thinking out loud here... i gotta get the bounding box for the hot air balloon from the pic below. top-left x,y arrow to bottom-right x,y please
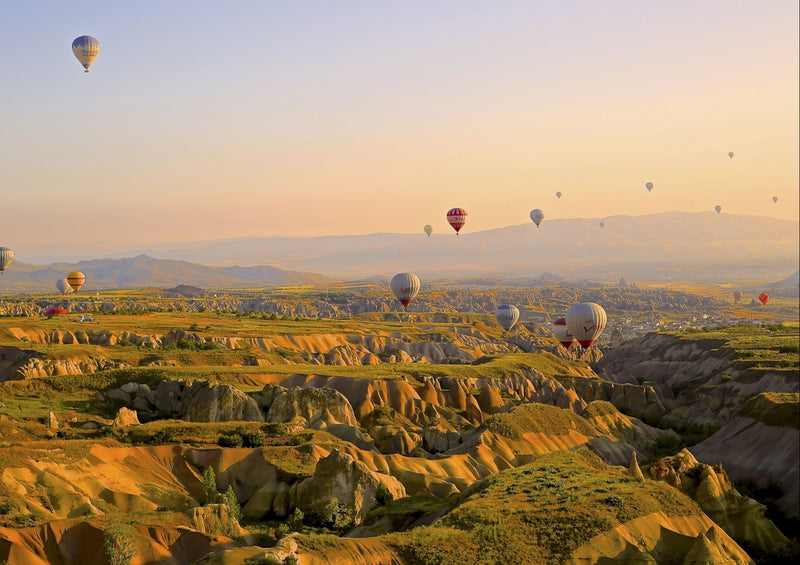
645,182 -> 653,192
66,271 -> 86,292
758,292 -> 769,306
715,205 -> 722,214
530,209 -> 545,228
728,152 -> 734,159
390,273 -> 420,310
551,317 -> 575,349
72,35 -> 101,72
599,221 -> 605,229
45,307 -> 68,317
56,278 -> 73,294
0,247 -> 13,274
495,305 -> 519,331
446,208 -> 467,234
555,192 -> 562,199
732,290 -> 743,304
566,302 -> 607,348
772,196 -> 778,204
424,225 -> 433,237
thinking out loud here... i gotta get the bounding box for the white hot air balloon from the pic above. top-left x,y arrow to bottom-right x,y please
551,317 -> 575,349
530,209 -> 545,228
72,35 -> 101,72
645,182 -> 653,192
715,205 -> 722,214
56,278 -> 73,294
390,273 -> 420,311
424,225 -> 433,237
566,302 -> 607,348
0,247 -> 13,274
495,304 -> 519,331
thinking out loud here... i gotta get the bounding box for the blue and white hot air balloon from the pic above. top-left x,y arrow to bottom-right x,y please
72,35 -> 101,72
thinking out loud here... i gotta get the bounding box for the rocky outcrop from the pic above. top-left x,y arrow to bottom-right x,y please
255,385 -> 358,428
647,449 -> 790,557
112,407 -> 140,427
292,449 -> 406,526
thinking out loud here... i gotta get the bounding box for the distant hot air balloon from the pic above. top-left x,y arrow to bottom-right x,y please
772,196 -> 778,204
530,209 -> 545,228
0,247 -> 13,274
56,278 -> 73,294
45,307 -> 68,317
758,292 -> 769,306
390,273 -> 420,310
66,271 -> 86,292
715,205 -> 722,214
446,208 -> 467,234
551,317 -> 575,349
72,35 -> 101,72
424,225 -> 433,237
732,290 -> 743,304
495,304 -> 520,331
728,152 -> 734,159
566,302 -> 607,348
645,182 -> 653,192
555,192 -> 562,199
599,221 -> 605,229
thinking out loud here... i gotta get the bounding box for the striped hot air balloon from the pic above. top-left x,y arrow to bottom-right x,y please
0,247 -> 13,274
495,304 -> 519,331
446,208 -> 467,234
66,271 -> 86,292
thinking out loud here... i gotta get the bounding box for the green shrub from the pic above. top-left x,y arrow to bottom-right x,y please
103,516 -> 137,565
218,434 -> 243,448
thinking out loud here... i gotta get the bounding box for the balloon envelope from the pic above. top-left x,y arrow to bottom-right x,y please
599,221 -> 605,229
45,307 -> 68,316
772,196 -> 778,203
56,278 -> 73,294
645,182 -> 653,192
552,317 -> 575,349
555,191 -> 562,199
728,152 -> 734,159
758,292 -> 769,305
72,35 -> 100,72
495,304 -> 520,331
529,209 -> 544,227
390,273 -> 420,310
732,290 -> 743,304
424,225 -> 433,237
446,208 -> 467,234
715,205 -> 722,214
566,302 -> 607,348
66,271 -> 86,292
0,247 -> 13,273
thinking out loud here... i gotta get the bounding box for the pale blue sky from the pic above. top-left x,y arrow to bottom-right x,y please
1,1 -> 797,259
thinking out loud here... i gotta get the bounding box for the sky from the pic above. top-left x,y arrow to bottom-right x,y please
1,0 -> 798,261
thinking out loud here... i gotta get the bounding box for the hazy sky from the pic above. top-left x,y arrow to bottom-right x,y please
2,0 -> 798,258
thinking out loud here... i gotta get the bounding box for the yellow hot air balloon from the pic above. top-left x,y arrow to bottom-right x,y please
72,35 -> 101,72
66,271 -> 86,292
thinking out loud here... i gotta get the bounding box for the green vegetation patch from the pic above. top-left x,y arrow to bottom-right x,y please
738,392 -> 800,429
483,403 -> 598,440
581,400 -> 619,419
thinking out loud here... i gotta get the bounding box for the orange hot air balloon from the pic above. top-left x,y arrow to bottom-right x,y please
758,292 -> 769,305
446,208 -> 467,234
66,271 -> 86,292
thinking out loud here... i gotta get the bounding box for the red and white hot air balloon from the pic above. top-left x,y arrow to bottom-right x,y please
390,273 -> 420,310
551,317 -> 575,349
566,302 -> 607,348
446,208 -> 467,234
758,292 -> 769,306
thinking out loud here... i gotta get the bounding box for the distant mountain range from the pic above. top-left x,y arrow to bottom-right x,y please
2,212 -> 797,291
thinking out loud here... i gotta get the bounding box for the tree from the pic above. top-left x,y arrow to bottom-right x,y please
223,485 -> 242,538
202,466 -> 217,504
103,515 -> 137,565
